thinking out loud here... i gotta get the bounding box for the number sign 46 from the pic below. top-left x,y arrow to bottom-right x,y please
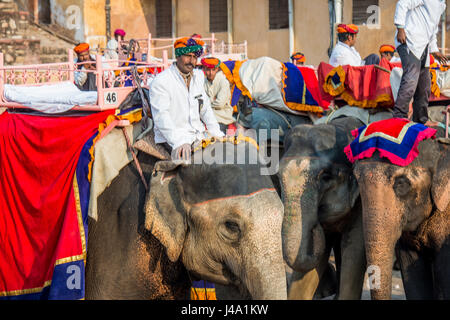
104,92 -> 118,105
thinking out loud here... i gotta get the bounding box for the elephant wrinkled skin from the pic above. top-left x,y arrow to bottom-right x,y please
354,131 -> 450,300
279,116 -> 366,299
86,141 -> 287,300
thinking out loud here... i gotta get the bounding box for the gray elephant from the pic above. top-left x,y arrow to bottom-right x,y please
279,116 -> 367,299
86,139 -> 287,299
353,128 -> 450,300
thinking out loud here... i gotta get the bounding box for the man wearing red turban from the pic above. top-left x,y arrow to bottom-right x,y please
114,29 -> 126,41
201,57 -> 235,133
329,24 -> 363,67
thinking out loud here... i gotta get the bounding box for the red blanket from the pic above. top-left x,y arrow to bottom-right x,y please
319,58 -> 396,109
0,110 -> 114,299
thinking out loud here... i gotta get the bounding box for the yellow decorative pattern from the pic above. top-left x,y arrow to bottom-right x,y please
280,63 -> 324,114
190,288 -> 216,300
339,91 -> 393,109
322,66 -> 346,96
192,133 -> 259,154
323,65 -> 393,109
232,60 -> 252,100
87,108 -> 143,182
220,62 -> 235,85
430,68 -> 440,98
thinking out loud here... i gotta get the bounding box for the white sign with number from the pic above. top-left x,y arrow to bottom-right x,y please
104,91 -> 118,105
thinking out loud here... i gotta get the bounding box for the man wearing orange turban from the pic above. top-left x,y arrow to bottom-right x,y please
379,44 -> 401,62
290,52 -> 306,66
201,57 -> 235,133
329,24 -> 363,67
73,43 -> 97,91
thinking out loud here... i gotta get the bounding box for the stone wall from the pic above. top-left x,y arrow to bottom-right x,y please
0,0 -> 74,65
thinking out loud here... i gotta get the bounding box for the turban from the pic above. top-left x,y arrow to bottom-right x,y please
291,52 -> 306,63
201,57 -> 221,69
74,43 -> 90,54
174,37 -> 205,58
337,24 -> 359,34
379,44 -> 395,54
114,29 -> 126,37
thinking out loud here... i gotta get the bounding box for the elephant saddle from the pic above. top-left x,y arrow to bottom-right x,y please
344,118 -> 437,166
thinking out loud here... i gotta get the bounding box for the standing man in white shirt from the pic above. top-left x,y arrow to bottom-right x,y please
150,37 -> 224,160
329,24 -> 363,67
393,0 -> 447,124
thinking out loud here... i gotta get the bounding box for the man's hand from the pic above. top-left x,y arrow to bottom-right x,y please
173,143 -> 191,161
397,28 -> 407,45
82,62 -> 96,70
432,51 -> 448,66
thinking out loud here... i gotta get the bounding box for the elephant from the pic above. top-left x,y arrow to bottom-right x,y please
85,138 -> 287,299
279,116 -> 367,299
353,128 -> 450,300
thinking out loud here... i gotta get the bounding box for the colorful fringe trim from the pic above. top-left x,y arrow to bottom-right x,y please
87,107 -> 143,182
344,118 -> 437,167
322,65 -> 394,109
281,63 -> 324,114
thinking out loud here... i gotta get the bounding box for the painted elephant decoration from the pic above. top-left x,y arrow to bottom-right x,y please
279,116 -> 367,299
354,129 -> 450,299
86,139 -> 287,299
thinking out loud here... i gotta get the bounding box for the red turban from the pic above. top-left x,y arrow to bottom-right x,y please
379,44 -> 395,54
201,57 -> 221,69
337,24 -> 359,34
74,43 -> 90,54
114,29 -> 126,37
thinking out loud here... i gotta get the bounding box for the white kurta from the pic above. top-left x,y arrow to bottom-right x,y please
150,63 -> 224,149
329,41 -> 363,67
394,0 -> 446,66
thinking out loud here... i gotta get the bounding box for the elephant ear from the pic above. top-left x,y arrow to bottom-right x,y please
144,160 -> 189,262
431,145 -> 450,212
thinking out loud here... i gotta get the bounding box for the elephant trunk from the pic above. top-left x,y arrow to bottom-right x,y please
240,211 -> 287,300
358,169 -> 403,300
280,158 -> 326,273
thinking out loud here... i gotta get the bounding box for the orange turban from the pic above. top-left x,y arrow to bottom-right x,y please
337,24 -> 358,34
379,44 -> 395,54
74,43 -> 90,54
291,52 -> 306,63
201,57 -> 221,69
174,37 -> 205,57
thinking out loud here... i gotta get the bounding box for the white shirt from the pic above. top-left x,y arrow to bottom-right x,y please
150,63 -> 224,149
329,41 -> 363,67
394,0 -> 446,66
204,71 -> 235,125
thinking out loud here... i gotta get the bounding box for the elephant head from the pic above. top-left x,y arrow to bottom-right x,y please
279,118 -> 361,273
354,138 -> 450,300
144,141 -> 287,299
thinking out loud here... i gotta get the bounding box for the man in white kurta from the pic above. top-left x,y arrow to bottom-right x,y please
201,57 -> 235,133
150,37 -> 224,160
329,24 -> 363,67
392,0 -> 447,124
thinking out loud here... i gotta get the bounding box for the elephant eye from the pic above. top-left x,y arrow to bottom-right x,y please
394,175 -> 411,198
225,221 -> 240,234
219,220 -> 242,242
319,170 -> 333,183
